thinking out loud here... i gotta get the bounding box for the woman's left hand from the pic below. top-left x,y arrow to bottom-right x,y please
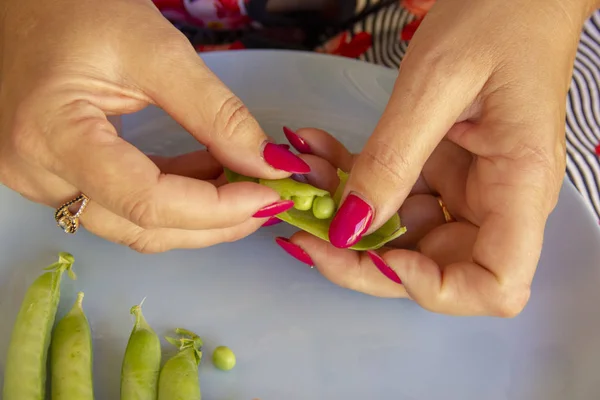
273,0 -> 599,318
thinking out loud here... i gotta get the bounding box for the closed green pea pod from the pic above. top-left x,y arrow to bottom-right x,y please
3,252 -> 76,400
224,168 -> 407,250
121,300 -> 161,400
158,328 -> 203,400
50,291 -> 94,400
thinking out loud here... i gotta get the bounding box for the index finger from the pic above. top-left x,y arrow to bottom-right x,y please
44,104 -> 282,230
326,53 -> 489,248
137,35 -> 310,179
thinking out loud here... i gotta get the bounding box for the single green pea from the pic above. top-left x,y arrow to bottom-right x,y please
120,300 -> 161,400
50,291 -> 94,400
292,195 -> 314,211
3,252 -> 76,400
212,346 -> 236,371
312,196 -> 336,219
158,328 -> 203,400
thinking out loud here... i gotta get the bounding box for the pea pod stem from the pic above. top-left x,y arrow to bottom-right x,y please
44,252 -> 77,280
164,328 -> 203,364
3,252 -> 76,400
158,328 -> 203,400
121,299 -> 161,400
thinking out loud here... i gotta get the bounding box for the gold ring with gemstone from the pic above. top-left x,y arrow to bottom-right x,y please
54,194 -> 90,234
437,196 -> 455,223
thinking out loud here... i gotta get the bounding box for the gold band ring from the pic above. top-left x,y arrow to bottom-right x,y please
54,194 -> 90,234
437,196 -> 455,223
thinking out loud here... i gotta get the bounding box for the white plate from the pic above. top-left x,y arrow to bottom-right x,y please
1,50 -> 600,400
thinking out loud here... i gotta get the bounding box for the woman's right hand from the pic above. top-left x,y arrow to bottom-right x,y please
0,0 -> 310,252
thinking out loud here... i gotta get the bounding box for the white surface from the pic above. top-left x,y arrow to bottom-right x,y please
1,50 -> 600,400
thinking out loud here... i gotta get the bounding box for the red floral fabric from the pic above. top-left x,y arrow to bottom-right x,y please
316,31 -> 373,59
153,0 -> 252,30
400,0 -> 436,17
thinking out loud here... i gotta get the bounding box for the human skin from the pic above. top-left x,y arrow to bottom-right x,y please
1,0 -> 599,317
277,0 -> 600,317
0,0 -> 311,253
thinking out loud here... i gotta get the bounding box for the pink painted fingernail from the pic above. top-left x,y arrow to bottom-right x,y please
367,250 -> 402,284
283,126 -> 312,154
328,193 -> 373,248
275,237 -> 314,266
263,142 -> 311,174
262,217 -> 283,227
279,143 -> 291,150
253,200 -> 294,218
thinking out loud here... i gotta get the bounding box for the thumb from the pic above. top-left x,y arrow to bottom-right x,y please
328,54 -> 483,249
137,34 -> 310,178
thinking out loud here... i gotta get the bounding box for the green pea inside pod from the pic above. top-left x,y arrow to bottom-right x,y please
224,168 -> 406,250
291,195 -> 314,211
312,196 -> 336,220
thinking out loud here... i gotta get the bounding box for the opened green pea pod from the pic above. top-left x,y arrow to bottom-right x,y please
225,168 -> 406,250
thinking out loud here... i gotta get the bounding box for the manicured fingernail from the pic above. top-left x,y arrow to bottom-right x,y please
366,250 -> 402,284
253,200 -> 294,218
275,237 -> 314,266
328,193 -> 373,248
263,142 -> 311,173
283,126 -> 312,154
278,144 -> 291,150
261,217 -> 282,227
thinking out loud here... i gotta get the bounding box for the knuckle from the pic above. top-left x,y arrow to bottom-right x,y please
157,30 -> 195,56
491,284 -> 531,318
404,42 -> 480,86
151,31 -> 197,73
511,137 -> 563,213
124,195 -> 161,229
127,233 -> 165,254
68,116 -> 117,146
336,261 -> 371,293
220,223 -> 259,244
149,29 -> 197,77
212,95 -> 254,142
408,46 -> 450,72
361,143 -> 413,188
416,287 -> 449,315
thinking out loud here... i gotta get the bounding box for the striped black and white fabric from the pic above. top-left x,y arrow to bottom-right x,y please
350,1 -> 600,220
566,11 -> 600,220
